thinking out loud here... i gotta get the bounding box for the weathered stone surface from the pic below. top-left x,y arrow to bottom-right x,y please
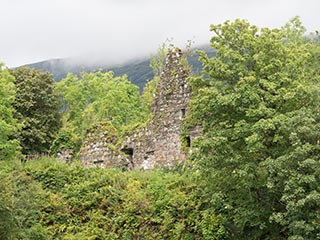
56,149 -> 73,163
80,48 -> 198,169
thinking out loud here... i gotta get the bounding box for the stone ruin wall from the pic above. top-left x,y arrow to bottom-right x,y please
79,124 -> 132,169
80,48 -> 197,169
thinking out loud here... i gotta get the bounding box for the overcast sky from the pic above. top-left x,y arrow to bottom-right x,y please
1,0 -> 319,67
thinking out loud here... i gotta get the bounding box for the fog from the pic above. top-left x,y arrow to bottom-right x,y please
1,0 -> 319,67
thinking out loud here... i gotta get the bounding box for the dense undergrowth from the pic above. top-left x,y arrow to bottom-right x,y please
0,158 -> 228,239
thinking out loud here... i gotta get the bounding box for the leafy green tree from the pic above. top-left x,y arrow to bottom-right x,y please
56,71 -> 147,139
10,67 -> 61,155
0,64 -> 20,160
189,18 -> 320,239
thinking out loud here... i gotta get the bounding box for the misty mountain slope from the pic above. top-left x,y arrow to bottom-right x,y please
21,46 -> 216,91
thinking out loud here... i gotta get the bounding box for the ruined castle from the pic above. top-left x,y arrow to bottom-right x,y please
79,48 -> 198,169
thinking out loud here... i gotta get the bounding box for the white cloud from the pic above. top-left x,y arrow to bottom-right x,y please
0,0 -> 319,67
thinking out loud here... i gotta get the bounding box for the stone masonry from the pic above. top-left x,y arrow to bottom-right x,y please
80,48 -> 197,169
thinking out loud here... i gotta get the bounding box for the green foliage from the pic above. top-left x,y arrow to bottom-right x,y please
150,41 -> 170,77
0,161 -> 15,238
0,159 -> 228,239
141,41 -> 169,109
142,41 -> 193,109
0,160 -> 51,239
141,76 -> 160,109
10,67 -> 61,155
189,18 -> 320,239
0,64 -> 21,160
50,128 -> 80,156
56,71 -> 148,140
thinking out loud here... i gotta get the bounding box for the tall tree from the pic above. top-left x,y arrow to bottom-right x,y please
10,67 -> 61,155
56,71 -> 147,139
0,64 -> 20,160
188,18 -> 320,239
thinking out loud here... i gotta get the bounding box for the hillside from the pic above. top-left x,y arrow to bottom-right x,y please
21,46 -> 215,91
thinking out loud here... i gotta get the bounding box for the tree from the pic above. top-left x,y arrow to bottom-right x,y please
188,18 -> 320,239
10,67 -> 61,155
56,70 -> 147,139
0,64 -> 20,160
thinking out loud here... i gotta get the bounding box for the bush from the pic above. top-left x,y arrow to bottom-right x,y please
0,159 -> 228,239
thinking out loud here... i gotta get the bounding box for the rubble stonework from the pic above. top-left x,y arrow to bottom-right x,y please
80,123 -> 131,169
80,48 -> 196,169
